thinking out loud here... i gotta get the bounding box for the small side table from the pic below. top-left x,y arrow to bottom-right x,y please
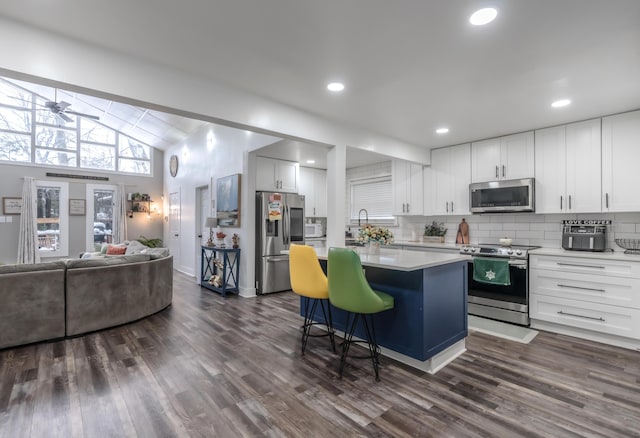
200,246 -> 240,297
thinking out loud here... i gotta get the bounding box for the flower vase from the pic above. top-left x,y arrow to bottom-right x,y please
368,241 -> 381,255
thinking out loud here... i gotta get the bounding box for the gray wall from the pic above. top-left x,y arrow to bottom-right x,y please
0,148 -> 164,264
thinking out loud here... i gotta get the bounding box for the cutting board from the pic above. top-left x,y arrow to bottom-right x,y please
456,218 -> 469,244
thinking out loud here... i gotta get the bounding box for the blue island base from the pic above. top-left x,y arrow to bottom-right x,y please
303,260 -> 468,373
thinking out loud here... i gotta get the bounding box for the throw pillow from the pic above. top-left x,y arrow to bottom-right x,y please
106,245 -> 127,255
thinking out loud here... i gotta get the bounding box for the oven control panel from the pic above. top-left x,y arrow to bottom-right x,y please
460,245 -> 528,259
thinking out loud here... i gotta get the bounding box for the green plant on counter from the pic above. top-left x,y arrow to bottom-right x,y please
136,235 -> 163,248
424,221 -> 447,236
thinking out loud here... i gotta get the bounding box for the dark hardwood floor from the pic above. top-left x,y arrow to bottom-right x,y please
1,270 -> 639,437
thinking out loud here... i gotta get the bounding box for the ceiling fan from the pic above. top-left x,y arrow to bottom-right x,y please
43,89 -> 100,123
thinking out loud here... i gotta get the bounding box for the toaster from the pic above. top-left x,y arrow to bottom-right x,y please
562,224 -> 606,251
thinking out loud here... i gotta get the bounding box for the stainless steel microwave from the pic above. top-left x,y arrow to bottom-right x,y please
469,178 -> 535,213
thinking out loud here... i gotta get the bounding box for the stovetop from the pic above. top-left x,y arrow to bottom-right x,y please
460,243 -> 540,259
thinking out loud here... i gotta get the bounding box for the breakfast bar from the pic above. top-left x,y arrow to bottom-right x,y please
305,247 -> 470,373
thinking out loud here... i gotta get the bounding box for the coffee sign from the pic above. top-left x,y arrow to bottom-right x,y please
561,219 -> 612,225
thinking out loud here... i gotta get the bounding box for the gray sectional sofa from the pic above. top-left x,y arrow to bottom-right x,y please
0,254 -> 173,350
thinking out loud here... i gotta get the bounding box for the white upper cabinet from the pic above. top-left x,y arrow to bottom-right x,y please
298,167 -> 327,217
426,144 -> 471,215
602,110 -> 640,212
471,131 -> 534,182
256,157 -> 299,193
392,160 -> 423,215
535,119 -> 601,213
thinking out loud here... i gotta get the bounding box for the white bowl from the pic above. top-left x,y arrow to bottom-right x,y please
499,238 -> 512,246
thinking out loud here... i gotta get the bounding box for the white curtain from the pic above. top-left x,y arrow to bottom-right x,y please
17,177 -> 40,264
112,184 -> 127,243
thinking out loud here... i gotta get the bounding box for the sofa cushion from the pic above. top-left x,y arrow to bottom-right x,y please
125,240 -> 149,255
65,253 -> 151,269
140,247 -> 170,259
0,260 -> 67,275
106,244 -> 127,255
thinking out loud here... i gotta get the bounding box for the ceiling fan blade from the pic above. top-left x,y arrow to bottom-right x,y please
57,101 -> 72,111
58,113 -> 73,123
66,110 -> 100,121
44,101 -> 57,109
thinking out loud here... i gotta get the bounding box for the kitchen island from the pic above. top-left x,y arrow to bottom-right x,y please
305,246 -> 470,373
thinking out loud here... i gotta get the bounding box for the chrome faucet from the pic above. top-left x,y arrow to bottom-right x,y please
358,208 -> 369,227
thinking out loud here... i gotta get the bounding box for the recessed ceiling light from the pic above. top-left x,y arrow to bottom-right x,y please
327,82 -> 345,92
306,159 -> 316,164
436,127 -> 449,134
469,8 -> 498,26
551,99 -> 571,108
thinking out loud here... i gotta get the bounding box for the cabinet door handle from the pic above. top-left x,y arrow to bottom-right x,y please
403,203 -> 406,213
569,195 -> 572,210
502,165 -> 505,178
557,310 -> 605,322
605,192 -> 609,209
495,166 -> 499,178
557,262 -> 605,269
446,202 -> 449,213
451,201 -> 454,212
313,207 -> 316,216
560,196 -> 563,210
557,284 -> 606,293
407,203 -> 410,213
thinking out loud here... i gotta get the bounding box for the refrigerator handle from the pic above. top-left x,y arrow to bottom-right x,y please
283,204 -> 289,245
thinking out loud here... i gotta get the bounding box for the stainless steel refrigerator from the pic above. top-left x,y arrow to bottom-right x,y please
255,191 -> 305,294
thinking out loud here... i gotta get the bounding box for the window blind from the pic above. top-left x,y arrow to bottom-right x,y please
350,176 -> 393,221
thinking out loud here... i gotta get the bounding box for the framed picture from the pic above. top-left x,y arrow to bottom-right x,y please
69,199 -> 86,216
216,173 -> 241,227
2,197 -> 22,215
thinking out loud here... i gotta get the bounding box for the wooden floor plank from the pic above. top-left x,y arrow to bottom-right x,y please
1,270 -> 639,437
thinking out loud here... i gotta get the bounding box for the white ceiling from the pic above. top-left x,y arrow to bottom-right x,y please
1,1 -> 639,151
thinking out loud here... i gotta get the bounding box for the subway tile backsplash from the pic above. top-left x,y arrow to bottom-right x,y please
399,212 -> 640,252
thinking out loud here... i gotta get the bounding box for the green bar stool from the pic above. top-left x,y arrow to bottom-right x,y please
289,244 -> 336,355
327,247 -> 394,381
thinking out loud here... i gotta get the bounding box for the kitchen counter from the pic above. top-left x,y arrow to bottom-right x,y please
530,247 -> 640,262
314,246 -> 469,271
305,245 -> 468,373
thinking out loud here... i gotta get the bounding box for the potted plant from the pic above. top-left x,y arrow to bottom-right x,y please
424,221 -> 447,243
358,224 -> 394,255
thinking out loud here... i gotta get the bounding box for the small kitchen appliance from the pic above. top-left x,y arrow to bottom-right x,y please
562,223 -> 607,252
305,223 -> 323,238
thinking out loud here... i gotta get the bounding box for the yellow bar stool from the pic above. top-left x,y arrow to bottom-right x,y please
289,244 -> 336,354
328,247 -> 394,381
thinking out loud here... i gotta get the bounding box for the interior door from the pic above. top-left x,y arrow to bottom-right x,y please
169,191 -> 181,268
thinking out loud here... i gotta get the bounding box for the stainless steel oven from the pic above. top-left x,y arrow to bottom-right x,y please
461,244 -> 539,326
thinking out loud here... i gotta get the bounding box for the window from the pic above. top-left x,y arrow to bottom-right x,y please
349,176 -> 394,224
86,184 -> 115,251
37,181 -> 69,257
0,79 -> 153,175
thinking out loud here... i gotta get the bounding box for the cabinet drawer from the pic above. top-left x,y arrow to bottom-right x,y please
530,294 -> 640,339
530,255 -> 640,278
531,269 -> 640,309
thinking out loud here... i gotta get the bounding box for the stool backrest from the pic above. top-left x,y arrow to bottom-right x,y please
289,244 -> 328,298
328,247 -> 384,313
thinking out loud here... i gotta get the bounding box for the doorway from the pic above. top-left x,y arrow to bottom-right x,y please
169,190 -> 181,269
195,185 -> 211,284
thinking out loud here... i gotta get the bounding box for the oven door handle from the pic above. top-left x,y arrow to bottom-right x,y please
470,258 -> 528,268
508,260 -> 528,268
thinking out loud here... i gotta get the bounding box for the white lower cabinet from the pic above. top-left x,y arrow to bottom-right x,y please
530,294 -> 640,340
530,254 -> 640,344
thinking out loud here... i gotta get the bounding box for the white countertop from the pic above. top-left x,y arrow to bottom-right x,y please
313,246 -> 470,271
391,240 -> 463,251
529,247 -> 640,262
